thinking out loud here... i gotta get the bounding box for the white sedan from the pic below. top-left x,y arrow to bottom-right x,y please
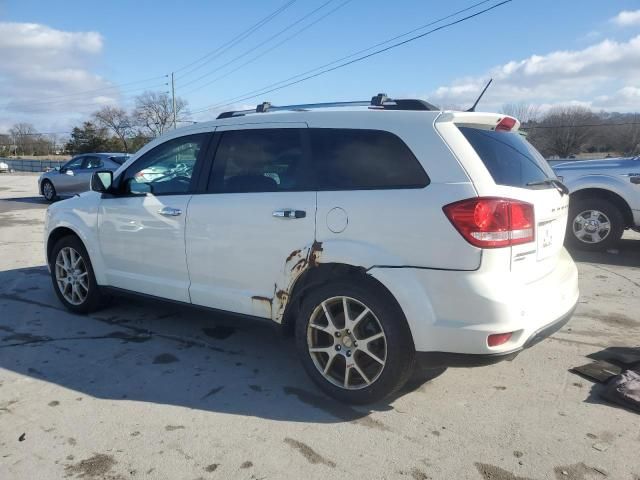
0,161 -> 9,173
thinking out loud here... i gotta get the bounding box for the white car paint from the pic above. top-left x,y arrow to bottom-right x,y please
45,106 -> 579,358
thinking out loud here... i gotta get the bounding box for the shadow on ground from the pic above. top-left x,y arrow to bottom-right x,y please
0,265 -> 440,427
0,196 -> 50,212
568,237 -> 640,268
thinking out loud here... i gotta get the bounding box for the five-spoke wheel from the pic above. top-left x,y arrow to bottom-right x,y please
296,280 -> 414,404
54,246 -> 89,305
307,296 -> 387,390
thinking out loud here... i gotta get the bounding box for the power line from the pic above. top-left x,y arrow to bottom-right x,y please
175,0 -> 298,79
6,83 -> 169,112
191,0 -> 504,115
3,75 -> 168,108
182,0 -> 353,96
179,0 -> 339,91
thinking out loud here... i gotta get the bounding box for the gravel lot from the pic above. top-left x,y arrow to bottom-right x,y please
1,173 -> 639,480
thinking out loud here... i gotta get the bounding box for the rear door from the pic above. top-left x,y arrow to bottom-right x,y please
455,123 -> 569,281
186,123 -> 316,319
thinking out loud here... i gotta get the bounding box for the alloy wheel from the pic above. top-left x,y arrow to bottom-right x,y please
572,209 -> 611,244
307,296 -> 387,390
43,181 -> 54,200
55,247 -> 89,305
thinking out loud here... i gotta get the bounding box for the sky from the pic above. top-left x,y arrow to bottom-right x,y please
1,0 -> 639,136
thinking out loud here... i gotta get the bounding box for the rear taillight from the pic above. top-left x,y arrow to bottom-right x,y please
443,197 -> 535,248
495,117 -> 516,131
488,332 -> 513,347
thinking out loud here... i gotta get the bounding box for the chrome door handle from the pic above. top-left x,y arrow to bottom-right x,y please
158,206 -> 182,216
273,209 -> 306,219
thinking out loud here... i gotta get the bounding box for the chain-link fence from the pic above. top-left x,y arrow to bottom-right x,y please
0,157 -> 66,173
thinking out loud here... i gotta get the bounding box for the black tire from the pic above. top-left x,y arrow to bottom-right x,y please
295,278 -> 415,404
42,180 -> 57,202
49,235 -> 107,313
567,197 -> 624,251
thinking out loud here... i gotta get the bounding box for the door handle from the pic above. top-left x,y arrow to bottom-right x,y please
158,206 -> 182,216
273,209 -> 306,219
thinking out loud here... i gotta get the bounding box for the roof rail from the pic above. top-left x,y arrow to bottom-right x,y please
216,93 -> 439,119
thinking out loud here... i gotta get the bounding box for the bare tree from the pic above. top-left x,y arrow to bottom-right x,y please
501,102 -> 540,124
529,106 -> 598,158
133,91 -> 188,137
94,106 -> 134,152
9,122 -> 38,155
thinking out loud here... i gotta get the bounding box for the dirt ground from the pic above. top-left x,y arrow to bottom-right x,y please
1,173 -> 639,480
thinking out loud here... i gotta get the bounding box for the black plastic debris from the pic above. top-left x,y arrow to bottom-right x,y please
600,370 -> 640,413
571,360 -> 622,383
18,433 -> 25,442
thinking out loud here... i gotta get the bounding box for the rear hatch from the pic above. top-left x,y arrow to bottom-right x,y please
437,112 -> 569,282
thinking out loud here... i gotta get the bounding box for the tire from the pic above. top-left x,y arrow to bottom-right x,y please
295,278 -> 415,404
567,197 -> 624,251
49,235 -> 107,313
42,180 -> 57,202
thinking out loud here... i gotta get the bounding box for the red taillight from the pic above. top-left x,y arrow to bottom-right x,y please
443,197 -> 535,248
488,332 -> 513,347
496,117 -> 517,131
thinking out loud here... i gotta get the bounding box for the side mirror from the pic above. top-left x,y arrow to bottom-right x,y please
91,171 -> 113,193
59,167 -> 66,173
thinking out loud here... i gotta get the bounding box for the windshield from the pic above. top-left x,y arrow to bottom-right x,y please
459,127 -> 556,188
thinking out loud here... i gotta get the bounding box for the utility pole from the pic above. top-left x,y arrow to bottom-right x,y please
171,72 -> 177,129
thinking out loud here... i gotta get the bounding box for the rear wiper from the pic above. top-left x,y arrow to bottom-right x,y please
526,178 -> 569,196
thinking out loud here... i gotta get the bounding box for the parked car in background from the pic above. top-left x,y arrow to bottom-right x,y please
0,161 -> 9,173
552,156 -> 640,250
44,97 -> 578,403
38,153 -> 129,201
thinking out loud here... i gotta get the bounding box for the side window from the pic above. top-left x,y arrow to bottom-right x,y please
211,129 -> 307,193
310,129 -> 429,190
83,156 -> 103,169
124,134 -> 206,195
63,156 -> 84,171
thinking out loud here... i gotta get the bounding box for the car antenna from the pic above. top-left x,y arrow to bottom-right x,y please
466,78 -> 493,112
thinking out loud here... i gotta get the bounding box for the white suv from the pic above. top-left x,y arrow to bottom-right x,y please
44,96 -> 579,404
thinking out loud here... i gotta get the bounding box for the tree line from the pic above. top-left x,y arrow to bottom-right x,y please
502,104 -> 640,158
0,90 -> 188,156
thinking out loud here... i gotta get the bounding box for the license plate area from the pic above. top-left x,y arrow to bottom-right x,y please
537,219 -> 560,260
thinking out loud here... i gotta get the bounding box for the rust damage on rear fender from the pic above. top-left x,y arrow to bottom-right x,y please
272,241 -> 323,323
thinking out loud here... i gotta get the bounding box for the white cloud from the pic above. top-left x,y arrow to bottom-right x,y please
427,35 -> 640,113
0,22 -> 120,132
611,10 -> 640,27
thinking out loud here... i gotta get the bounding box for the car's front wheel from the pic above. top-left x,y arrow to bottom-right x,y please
295,279 -> 415,404
50,235 -> 106,313
42,180 -> 56,202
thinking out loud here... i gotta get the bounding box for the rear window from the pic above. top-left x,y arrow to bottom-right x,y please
310,128 -> 429,190
459,127 -> 555,188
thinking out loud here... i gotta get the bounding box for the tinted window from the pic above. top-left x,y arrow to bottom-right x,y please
212,129 -> 306,193
459,127 -> 555,188
111,156 -> 129,165
311,129 -> 428,190
125,134 -> 206,195
83,156 -> 103,169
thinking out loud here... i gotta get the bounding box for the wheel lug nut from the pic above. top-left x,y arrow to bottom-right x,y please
335,332 -> 341,337
346,350 -> 351,357
335,345 -> 341,351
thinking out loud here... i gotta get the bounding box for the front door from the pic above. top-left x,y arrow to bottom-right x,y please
98,134 -> 210,302
186,124 -> 316,319
55,156 -> 86,195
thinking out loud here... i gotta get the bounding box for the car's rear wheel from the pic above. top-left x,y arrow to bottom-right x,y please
50,235 -> 106,313
295,279 -> 414,404
567,197 -> 624,250
42,180 -> 56,202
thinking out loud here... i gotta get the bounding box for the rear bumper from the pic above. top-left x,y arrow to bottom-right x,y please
414,302 -> 576,368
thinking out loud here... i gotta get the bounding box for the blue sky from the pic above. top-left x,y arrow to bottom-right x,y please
1,0 -> 639,132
